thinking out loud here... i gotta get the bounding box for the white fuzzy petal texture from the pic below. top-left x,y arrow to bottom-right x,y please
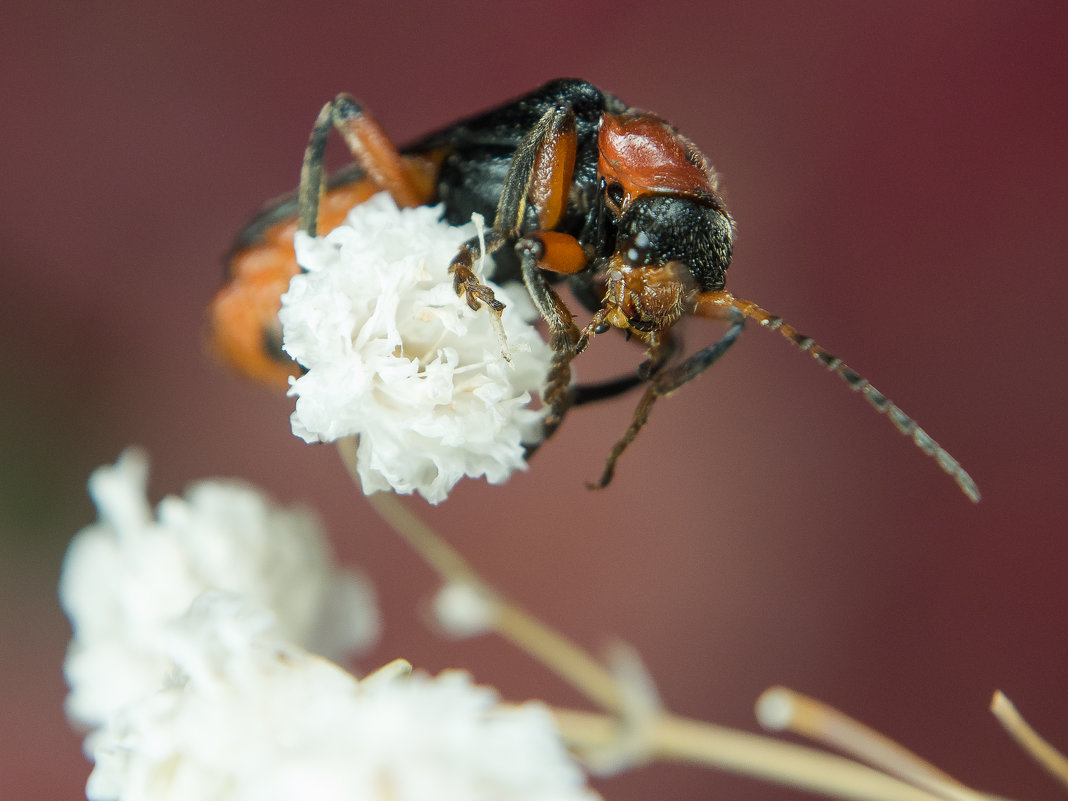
60,449 -> 378,731
280,194 -> 552,504
85,594 -> 599,801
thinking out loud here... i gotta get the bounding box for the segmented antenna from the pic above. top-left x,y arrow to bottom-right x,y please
730,296 -> 980,503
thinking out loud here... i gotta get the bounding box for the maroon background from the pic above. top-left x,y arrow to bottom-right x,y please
3,2 -> 1067,799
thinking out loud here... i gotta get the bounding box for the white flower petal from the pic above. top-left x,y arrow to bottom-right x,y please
85,595 -> 598,801
280,193 -> 553,504
60,450 -> 378,730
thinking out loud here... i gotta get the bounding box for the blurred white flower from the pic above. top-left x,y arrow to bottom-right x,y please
280,193 -> 553,504
60,449 -> 378,730
85,593 -> 599,801
431,580 -> 497,639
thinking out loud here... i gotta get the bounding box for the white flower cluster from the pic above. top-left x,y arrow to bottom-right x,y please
62,452 -> 599,801
87,597 -> 597,801
280,193 -> 553,504
60,449 -> 378,730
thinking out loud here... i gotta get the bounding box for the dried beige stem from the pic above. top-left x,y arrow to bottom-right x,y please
991,691 -> 1068,792
756,687 -> 989,801
364,489 -> 623,714
359,482 -> 1017,801
554,707 -> 956,801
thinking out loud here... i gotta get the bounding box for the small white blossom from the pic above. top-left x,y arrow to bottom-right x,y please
431,580 -> 497,639
280,193 -> 553,504
60,449 -> 378,730
86,594 -> 599,801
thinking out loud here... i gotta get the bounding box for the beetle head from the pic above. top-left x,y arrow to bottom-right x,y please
593,194 -> 733,334
595,112 -> 735,333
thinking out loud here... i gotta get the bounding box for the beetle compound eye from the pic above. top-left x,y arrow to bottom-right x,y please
621,231 -> 653,266
617,195 -> 732,289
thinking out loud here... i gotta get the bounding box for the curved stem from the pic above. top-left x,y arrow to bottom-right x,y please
553,707 -> 960,801
991,691 -> 1068,792
757,687 -> 990,801
365,490 -> 622,714
359,483 -> 1016,801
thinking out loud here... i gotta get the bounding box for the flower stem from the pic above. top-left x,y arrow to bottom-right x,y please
554,707 -> 963,801
362,486 -> 1017,801
756,687 -> 990,801
365,490 -> 623,714
991,691 -> 1068,792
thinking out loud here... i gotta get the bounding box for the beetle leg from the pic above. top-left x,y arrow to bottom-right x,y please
516,232 -> 587,345
590,316 -> 745,489
449,231 -> 508,313
449,104 -> 579,315
514,232 -> 586,442
298,94 -> 424,236
496,106 -> 578,234
514,230 -> 643,415
571,374 -> 645,405
569,322 -> 680,409
636,329 -> 681,380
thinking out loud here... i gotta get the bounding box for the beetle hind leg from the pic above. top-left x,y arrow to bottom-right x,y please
298,93 -> 427,236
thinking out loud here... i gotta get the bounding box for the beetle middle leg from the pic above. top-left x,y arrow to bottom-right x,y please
449,103 -> 579,318
448,103 -> 586,443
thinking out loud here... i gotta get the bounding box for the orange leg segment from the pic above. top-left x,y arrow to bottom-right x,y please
515,232 -> 586,444
298,94 -> 430,236
449,104 -> 581,318
494,105 -> 578,236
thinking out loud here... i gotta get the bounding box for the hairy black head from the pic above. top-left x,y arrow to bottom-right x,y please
616,195 -> 734,291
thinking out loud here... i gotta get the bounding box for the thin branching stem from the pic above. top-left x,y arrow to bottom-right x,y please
554,707 -> 961,801
991,691 -> 1068,792
756,687 -> 994,801
365,490 -> 623,714
361,484 -> 1021,801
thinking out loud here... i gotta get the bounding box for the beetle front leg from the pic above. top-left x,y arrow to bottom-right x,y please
591,316 -> 745,489
517,231 -> 665,428
515,232 -> 586,441
636,329 -> 681,380
516,232 -> 586,350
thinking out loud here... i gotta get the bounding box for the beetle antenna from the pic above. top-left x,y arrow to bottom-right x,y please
729,295 -> 980,503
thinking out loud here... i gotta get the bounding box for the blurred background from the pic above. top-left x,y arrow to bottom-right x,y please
3,1 -> 1067,799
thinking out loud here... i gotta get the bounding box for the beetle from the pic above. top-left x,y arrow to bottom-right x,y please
208,79 -> 979,501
